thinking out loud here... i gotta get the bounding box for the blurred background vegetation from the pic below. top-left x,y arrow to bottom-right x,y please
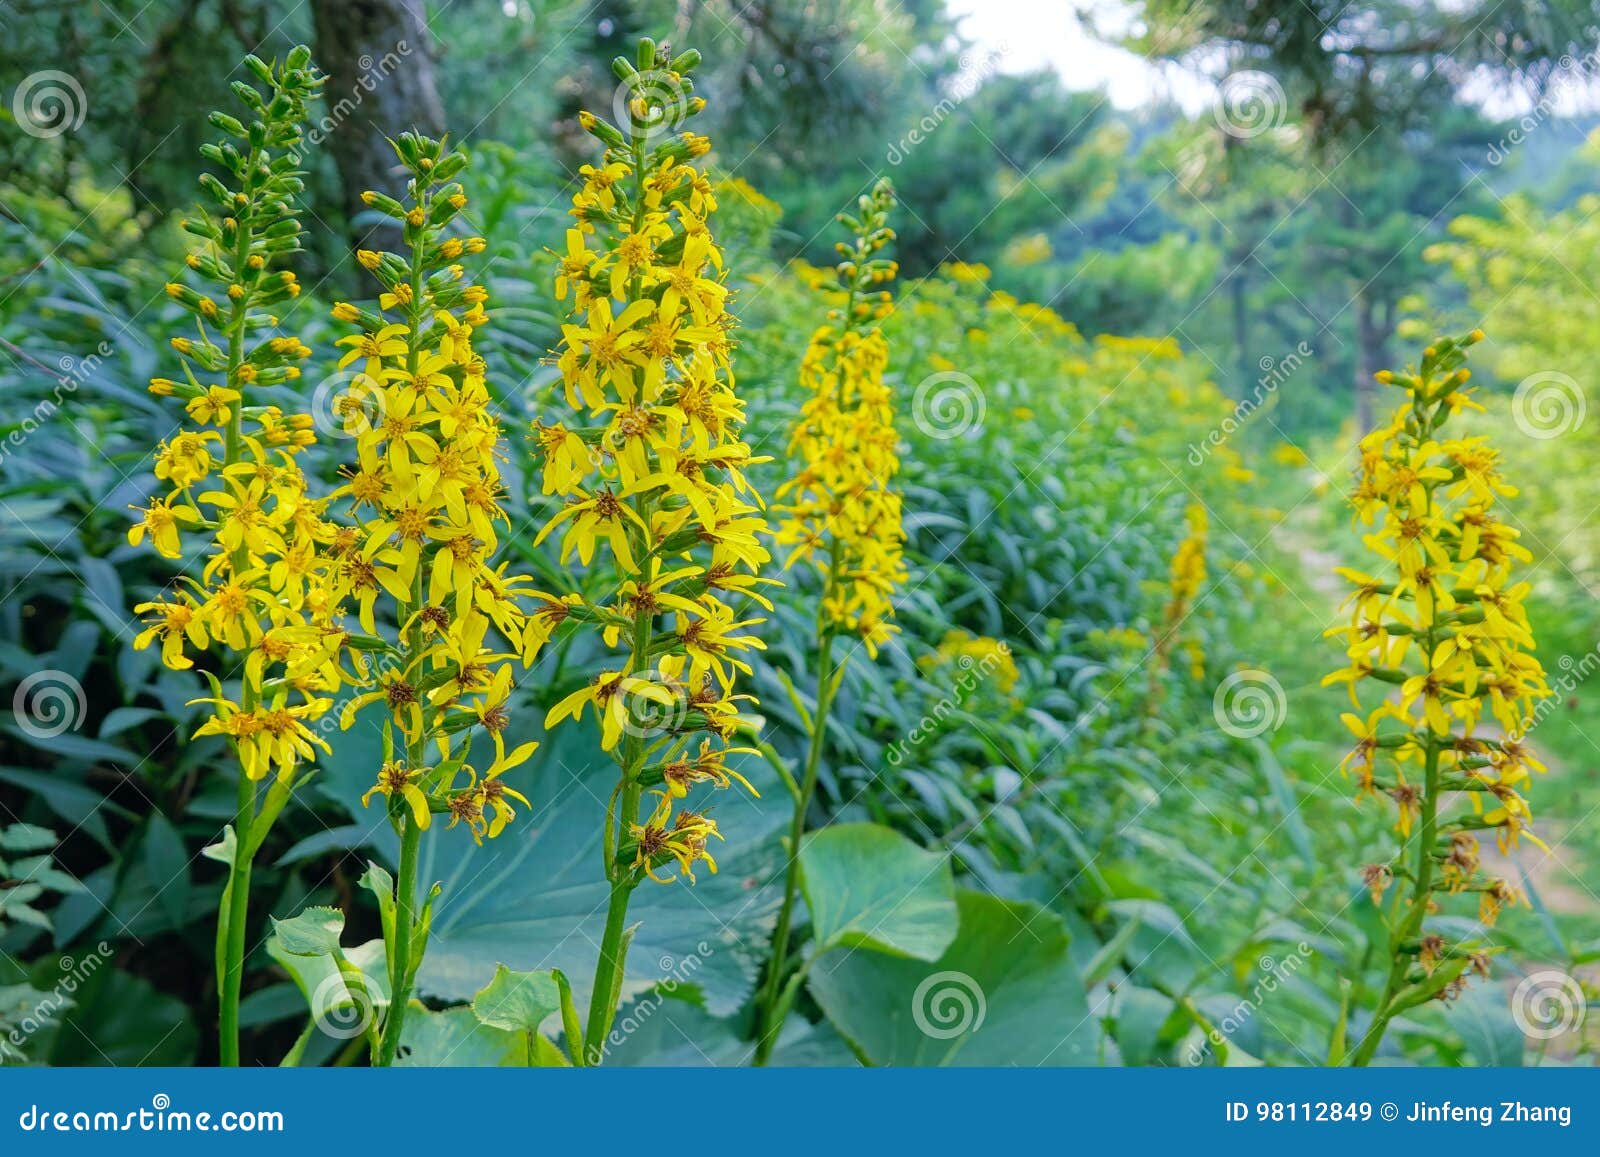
4,0 -> 1600,1067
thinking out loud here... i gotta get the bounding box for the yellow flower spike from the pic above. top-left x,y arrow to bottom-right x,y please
538,38 -> 775,1062
1337,332 -> 1554,1068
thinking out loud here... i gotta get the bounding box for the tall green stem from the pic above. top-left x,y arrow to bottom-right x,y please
754,570 -> 840,1065
372,216 -> 433,1067
583,870 -> 636,1063
218,773 -> 255,1066
216,165 -> 260,1067
378,804 -> 422,1065
1349,734 -> 1440,1065
578,125 -> 660,1067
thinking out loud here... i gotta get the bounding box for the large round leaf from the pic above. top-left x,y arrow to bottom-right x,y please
417,724 -> 788,1018
799,822 -> 958,960
807,890 -> 1099,1065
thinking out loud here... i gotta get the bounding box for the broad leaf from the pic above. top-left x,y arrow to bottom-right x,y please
808,890 -> 1098,1065
398,1006 -> 568,1067
416,725 -> 788,1017
472,965 -> 563,1035
799,823 -> 958,960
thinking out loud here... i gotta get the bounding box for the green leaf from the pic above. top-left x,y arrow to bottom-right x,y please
1448,982 -> 1526,1066
266,921 -> 388,1038
417,726 -> 788,1018
271,906 -> 348,958
397,1006 -> 573,1067
0,824 -> 58,853
808,890 -> 1098,1065
472,965 -> 563,1035
142,813 -> 189,928
398,1006 -> 522,1067
799,823 -> 958,960
1110,985 -> 1175,1066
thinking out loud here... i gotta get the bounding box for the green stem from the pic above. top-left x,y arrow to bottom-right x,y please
373,187 -> 434,1068
215,141 -> 261,1068
377,807 -> 422,1065
1350,691 -> 1441,1063
577,122 -> 659,1068
581,581 -> 653,1062
583,873 -> 636,1064
754,612 -> 839,1065
218,772 -> 256,1066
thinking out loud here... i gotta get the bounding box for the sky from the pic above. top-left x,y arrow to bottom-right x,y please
942,0 -> 1215,112
942,0 -> 1600,122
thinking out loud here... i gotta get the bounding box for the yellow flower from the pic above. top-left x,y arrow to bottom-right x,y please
1328,331 -> 1550,1010
362,760 -> 433,828
774,180 -> 906,648
629,791 -> 722,883
535,57 -> 774,888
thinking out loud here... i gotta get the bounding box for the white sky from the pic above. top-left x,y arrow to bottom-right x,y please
942,0 -> 1214,111
942,0 -> 1600,119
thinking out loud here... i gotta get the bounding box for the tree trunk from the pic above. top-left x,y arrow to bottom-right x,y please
311,0 -> 446,249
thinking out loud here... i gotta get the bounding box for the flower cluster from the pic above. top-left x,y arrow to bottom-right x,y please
1327,331 -> 1550,1013
129,49 -> 342,785
920,630 -> 1019,694
533,39 -> 772,885
1156,502 -> 1209,681
330,133 -> 536,846
775,179 -> 905,657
